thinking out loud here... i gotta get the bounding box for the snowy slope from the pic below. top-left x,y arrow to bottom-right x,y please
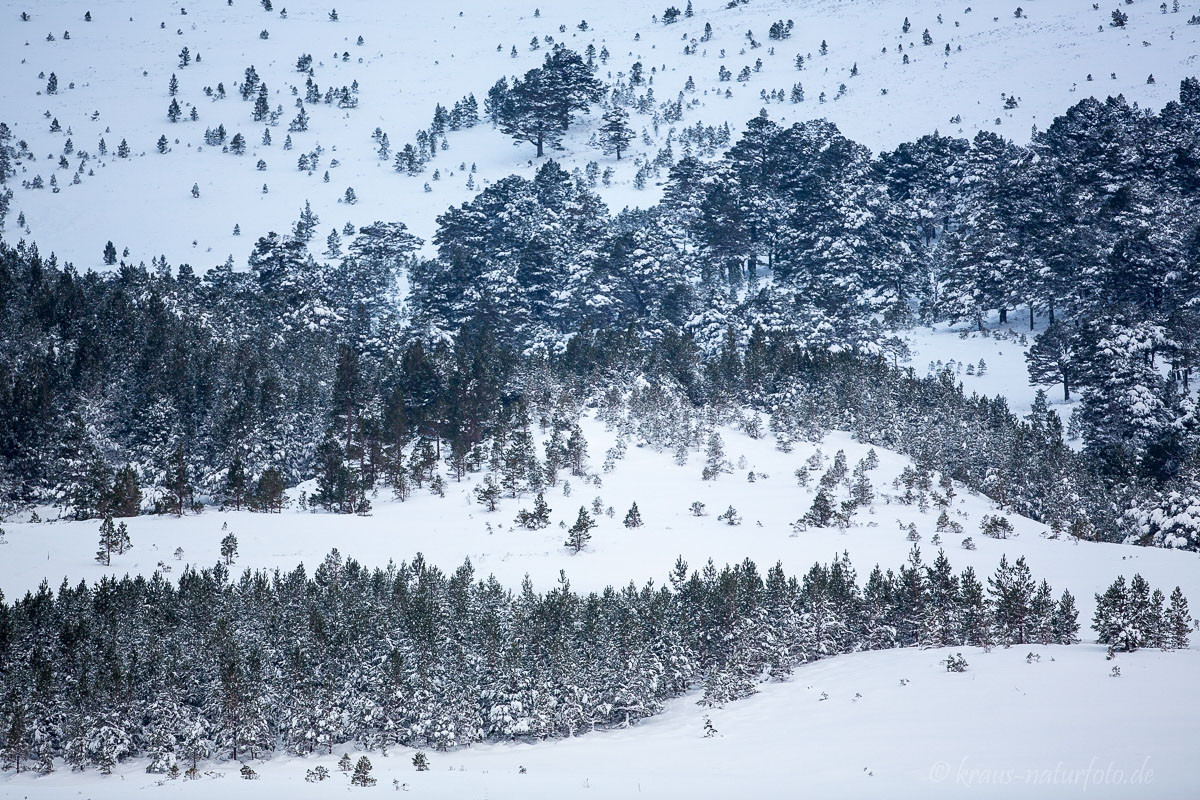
2,0 -> 1198,270
3,415 -> 1196,627
2,645 -> 1196,798
3,3 -> 1200,795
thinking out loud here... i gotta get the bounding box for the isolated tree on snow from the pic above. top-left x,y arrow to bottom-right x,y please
623,502 -> 643,528
220,532 -> 238,565
498,48 -> 602,157
350,756 -> 375,786
474,475 -> 501,511
805,488 -> 835,527
565,506 -> 595,552
599,105 -> 634,160
702,432 -> 727,480
515,491 -> 551,529
95,514 -> 118,565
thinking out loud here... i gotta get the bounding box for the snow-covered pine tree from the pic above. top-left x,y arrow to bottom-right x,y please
564,506 -> 595,552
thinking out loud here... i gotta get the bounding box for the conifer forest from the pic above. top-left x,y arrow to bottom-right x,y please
1,1 -> 1198,797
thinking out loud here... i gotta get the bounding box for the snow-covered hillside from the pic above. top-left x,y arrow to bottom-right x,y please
2,0 -> 1197,269
3,645 -> 1197,798
3,1 -> 1199,796
2,414 -> 1196,623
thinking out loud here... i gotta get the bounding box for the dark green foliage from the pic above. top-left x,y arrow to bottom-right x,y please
565,506 -> 595,552
515,491 -> 551,529
0,550 -> 1086,767
1091,573 -> 1188,652
495,47 -> 602,156
351,755 -> 375,786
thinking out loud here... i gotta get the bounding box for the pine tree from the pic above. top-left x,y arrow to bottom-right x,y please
921,549 -> 959,646
515,491 -> 551,529
1166,587 -> 1192,649
225,454 -> 247,510
95,513 -> 118,565
850,460 -> 874,506
717,505 -> 742,525
566,426 -> 588,476
598,106 -> 634,160
988,555 -> 1035,645
623,502 -> 643,528
116,521 -> 132,554
111,464 -> 142,516
1051,589 -> 1080,644
412,751 -> 429,771
1093,575 -> 1152,652
1025,323 -> 1076,400
702,432 -> 727,480
254,84 -> 271,122
220,532 -> 238,565
103,240 -> 118,264
2,693 -> 27,773
565,506 -> 595,552
1030,579 -> 1055,644
166,445 -> 193,515
349,756 -> 375,785
256,467 -> 285,512
957,567 -> 992,647
804,488 -> 835,527
474,475 -> 501,512
498,48 -> 602,157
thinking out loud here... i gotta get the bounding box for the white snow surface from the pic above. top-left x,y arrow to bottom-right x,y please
2,0 -> 1197,270
3,416 -> 1197,625
3,1 -> 1200,796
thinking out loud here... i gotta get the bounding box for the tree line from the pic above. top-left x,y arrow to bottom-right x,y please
6,546 -> 1180,775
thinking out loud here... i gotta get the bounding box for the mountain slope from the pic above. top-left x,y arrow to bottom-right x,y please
2,0 -> 1197,268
